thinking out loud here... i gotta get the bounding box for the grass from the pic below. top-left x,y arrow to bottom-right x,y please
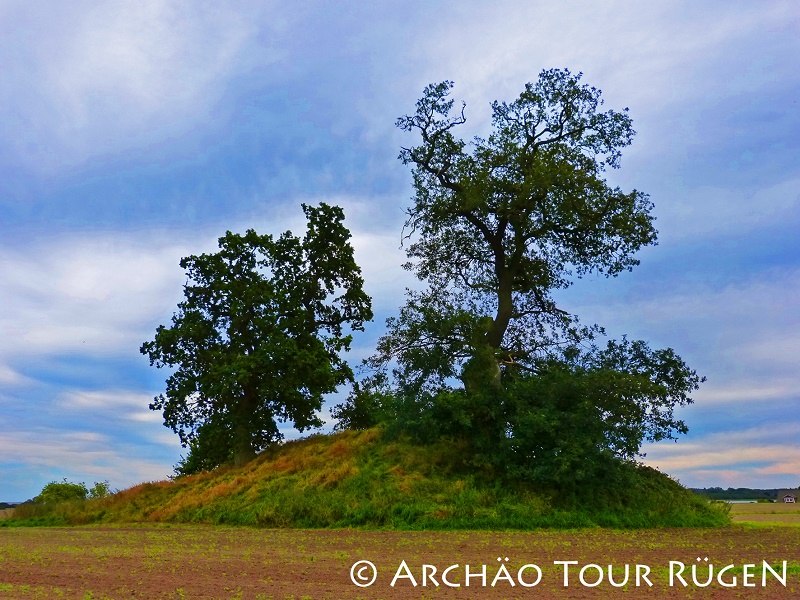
5,428 -> 729,529
730,502 -> 800,526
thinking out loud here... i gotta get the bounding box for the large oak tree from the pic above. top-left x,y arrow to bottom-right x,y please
362,70 -> 701,477
142,203 -> 372,470
375,69 -> 658,393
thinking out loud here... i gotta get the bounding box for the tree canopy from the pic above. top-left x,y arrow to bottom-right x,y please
141,203 -> 372,471
350,69 -> 702,485
374,69 -> 658,394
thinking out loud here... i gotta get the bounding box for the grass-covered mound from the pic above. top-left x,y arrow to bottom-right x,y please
8,428 -> 728,528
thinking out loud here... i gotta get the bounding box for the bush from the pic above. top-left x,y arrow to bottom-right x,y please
88,480 -> 112,499
332,375 -> 393,432
35,479 -> 88,504
353,364 -> 694,497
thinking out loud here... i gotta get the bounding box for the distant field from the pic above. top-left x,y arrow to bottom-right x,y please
731,502 -> 800,525
0,509 -> 13,520
1,525 -> 799,599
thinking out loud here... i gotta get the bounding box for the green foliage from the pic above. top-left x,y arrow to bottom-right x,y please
357,338 -> 702,490
6,479 -> 114,525
376,68 -> 658,394
141,203 -> 372,471
354,69 -> 702,490
35,479 -> 88,504
88,480 -> 112,499
173,421 -> 236,476
694,487 -> 781,501
331,373 -> 394,431
4,430 -> 728,529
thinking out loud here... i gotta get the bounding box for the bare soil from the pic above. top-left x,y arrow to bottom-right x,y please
0,525 -> 798,599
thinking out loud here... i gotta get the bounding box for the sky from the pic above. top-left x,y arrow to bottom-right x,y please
1,0 -> 798,501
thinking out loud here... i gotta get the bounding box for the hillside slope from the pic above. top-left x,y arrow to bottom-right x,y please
11,429 -> 728,528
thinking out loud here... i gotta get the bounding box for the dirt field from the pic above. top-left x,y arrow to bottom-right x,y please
1,525 -> 799,599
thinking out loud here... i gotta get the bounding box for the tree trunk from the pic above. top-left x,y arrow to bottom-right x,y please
461,268 -> 512,394
233,427 -> 256,467
461,345 -> 502,395
232,388 -> 257,467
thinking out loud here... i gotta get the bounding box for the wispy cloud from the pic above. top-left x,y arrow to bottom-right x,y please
57,388 -> 168,426
0,364 -> 32,386
0,1 -> 797,501
397,1 -> 798,126
644,423 -> 800,488
0,234 -> 191,365
654,177 -> 800,244
0,427 -> 178,491
567,268 -> 800,366
58,389 -> 154,412
0,1 -> 277,172
0,201 -> 407,363
693,382 -> 798,405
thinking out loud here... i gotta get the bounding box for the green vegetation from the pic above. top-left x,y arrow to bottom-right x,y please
34,478 -> 111,503
336,70 -> 703,495
377,69 -> 661,395
5,429 -> 728,529
16,71 -> 717,531
730,502 -> 800,526
141,202 -> 372,471
694,487 -> 783,501
6,479 -> 112,525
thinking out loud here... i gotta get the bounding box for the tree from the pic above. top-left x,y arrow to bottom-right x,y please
88,480 -> 112,499
34,479 -> 88,504
31,479 -> 112,504
374,69 -> 658,394
354,70 -> 702,482
141,203 -> 372,470
497,338 -> 701,485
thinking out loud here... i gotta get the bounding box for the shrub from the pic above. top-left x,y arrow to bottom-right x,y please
88,480 -> 113,499
35,479 -> 88,504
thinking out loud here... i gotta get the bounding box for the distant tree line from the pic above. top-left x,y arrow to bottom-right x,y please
693,488 -> 782,501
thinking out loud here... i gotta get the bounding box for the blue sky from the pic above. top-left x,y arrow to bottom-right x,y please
1,1 -> 798,501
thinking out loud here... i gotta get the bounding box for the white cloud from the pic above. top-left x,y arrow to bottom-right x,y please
741,333 -> 800,368
0,197 -> 408,381
0,233 -> 195,364
693,381 -> 798,405
0,427 -> 177,489
0,364 -> 31,386
58,389 -> 154,411
399,1 -> 798,126
643,422 -> 800,488
655,177 -> 800,243
568,267 -> 800,367
0,0 -> 277,172
125,410 -> 163,424
58,388 -> 164,424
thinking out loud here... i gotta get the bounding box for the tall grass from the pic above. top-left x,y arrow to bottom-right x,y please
4,428 -> 729,529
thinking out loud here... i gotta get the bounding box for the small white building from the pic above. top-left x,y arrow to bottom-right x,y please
776,490 -> 797,503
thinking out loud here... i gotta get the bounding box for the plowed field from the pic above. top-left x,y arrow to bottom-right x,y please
1,523 -> 799,599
